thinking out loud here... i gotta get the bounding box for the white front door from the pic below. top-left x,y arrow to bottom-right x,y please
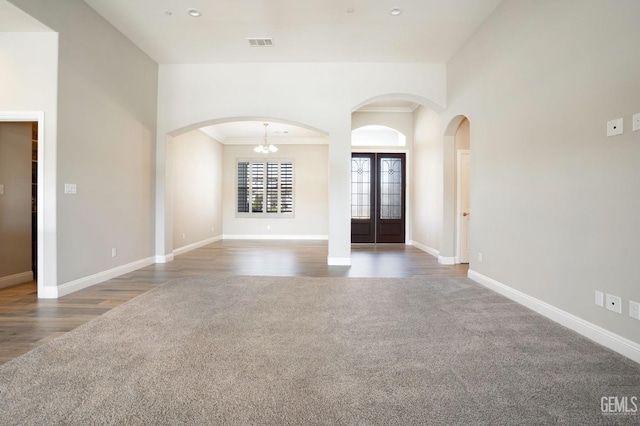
457,150 -> 470,264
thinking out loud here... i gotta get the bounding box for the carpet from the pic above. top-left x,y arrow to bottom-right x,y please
0,275 -> 639,425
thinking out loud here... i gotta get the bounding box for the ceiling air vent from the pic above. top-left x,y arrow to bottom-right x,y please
247,38 -> 274,47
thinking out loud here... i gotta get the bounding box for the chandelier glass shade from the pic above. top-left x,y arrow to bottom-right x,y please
254,123 -> 278,153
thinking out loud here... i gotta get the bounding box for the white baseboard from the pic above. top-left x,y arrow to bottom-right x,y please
468,269 -> 640,364
223,234 -> 329,240
0,271 -> 34,289
328,257 -> 351,266
438,255 -> 456,265
173,235 -> 222,256
410,240 -> 439,258
154,254 -> 174,264
53,257 -> 156,298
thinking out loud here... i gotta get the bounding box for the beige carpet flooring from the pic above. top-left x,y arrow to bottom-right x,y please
1,275 -> 639,425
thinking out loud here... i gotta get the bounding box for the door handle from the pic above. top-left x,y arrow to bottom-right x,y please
463,212 -> 470,217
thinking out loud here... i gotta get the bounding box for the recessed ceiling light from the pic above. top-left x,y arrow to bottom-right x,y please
389,8 -> 402,16
187,8 -> 201,17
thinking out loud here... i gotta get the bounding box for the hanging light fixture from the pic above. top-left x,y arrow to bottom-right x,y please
254,123 -> 278,153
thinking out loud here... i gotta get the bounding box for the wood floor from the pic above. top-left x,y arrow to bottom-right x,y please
0,240 -> 468,365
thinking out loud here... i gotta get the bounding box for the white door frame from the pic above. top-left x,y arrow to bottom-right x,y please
0,111 -> 56,298
455,149 -> 470,264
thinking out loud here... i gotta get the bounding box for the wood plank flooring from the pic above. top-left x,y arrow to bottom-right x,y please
0,240 -> 468,364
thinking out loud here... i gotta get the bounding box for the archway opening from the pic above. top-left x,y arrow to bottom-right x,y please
159,117 -> 330,259
442,115 -> 471,265
349,94 -> 444,247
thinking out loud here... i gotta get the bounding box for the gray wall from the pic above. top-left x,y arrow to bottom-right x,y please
0,122 -> 32,281
9,0 -> 159,285
445,0 -> 640,343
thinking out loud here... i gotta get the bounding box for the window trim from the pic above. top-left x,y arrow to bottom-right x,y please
236,158 -> 295,218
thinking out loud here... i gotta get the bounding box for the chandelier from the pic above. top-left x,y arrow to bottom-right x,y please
254,123 -> 278,153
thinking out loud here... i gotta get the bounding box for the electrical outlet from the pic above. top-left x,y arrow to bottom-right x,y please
605,294 -> 622,314
606,118 -> 623,137
182,233 -> 186,239
595,291 -> 604,307
629,300 -> 640,321
478,253 -> 483,263
111,248 -> 117,258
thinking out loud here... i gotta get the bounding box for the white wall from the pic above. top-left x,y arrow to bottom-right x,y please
157,63 -> 447,263
411,107 -> 443,254
0,123 -> 32,283
172,130 -> 223,251
445,0 -> 640,345
222,144 -> 329,239
9,0 -> 159,295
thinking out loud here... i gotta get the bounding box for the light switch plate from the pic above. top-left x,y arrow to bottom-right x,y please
633,113 -> 640,132
595,291 -> 604,307
607,118 -> 623,137
0,184 -> 4,195
630,300 -> 640,320
64,183 -> 77,194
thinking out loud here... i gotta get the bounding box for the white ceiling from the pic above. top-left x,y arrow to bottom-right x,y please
81,0 -> 504,64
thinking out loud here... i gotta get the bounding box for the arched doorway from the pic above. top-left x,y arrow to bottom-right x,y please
156,116 -> 329,260
350,125 -> 407,244
350,94 -> 445,248
442,115 -> 471,265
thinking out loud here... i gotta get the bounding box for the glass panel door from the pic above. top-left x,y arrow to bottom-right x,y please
376,154 -> 405,243
351,153 -> 405,243
351,154 -> 375,243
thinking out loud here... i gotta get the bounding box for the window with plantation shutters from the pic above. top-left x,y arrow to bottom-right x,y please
237,160 -> 294,217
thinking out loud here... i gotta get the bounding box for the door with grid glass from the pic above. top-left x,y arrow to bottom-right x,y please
351,153 -> 406,243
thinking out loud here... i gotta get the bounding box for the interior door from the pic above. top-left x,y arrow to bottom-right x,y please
351,154 -> 375,243
351,153 -> 406,243
376,154 -> 405,243
457,150 -> 470,263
